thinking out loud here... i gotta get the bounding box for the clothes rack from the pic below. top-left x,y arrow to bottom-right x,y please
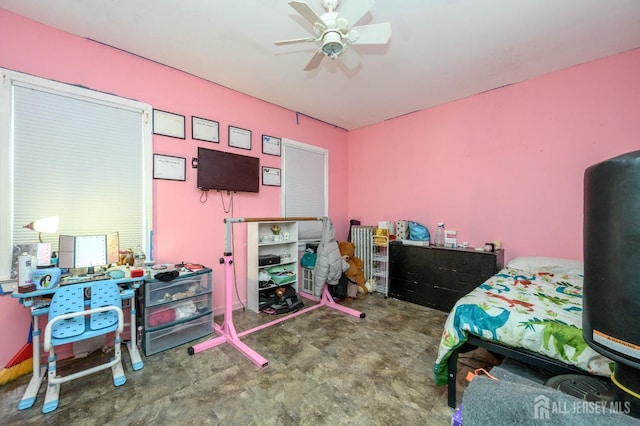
188,216 -> 364,368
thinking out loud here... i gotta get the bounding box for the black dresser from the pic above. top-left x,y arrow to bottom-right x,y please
389,242 -> 504,312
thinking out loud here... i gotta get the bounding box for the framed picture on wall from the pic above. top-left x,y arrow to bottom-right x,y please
152,109 -> 185,139
192,116 -> 219,143
262,166 -> 281,187
228,125 -> 251,150
153,154 -> 186,181
262,135 -> 281,156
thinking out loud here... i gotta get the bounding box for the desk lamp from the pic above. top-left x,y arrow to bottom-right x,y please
23,216 -> 59,242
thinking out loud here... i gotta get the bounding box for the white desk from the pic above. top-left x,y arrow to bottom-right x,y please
11,277 -> 144,410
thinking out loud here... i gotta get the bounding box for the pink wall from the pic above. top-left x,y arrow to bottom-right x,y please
348,48 -> 640,262
0,9 -> 349,365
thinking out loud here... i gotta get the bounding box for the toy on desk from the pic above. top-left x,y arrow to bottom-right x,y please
32,266 -> 61,290
18,253 -> 61,291
118,249 -> 135,266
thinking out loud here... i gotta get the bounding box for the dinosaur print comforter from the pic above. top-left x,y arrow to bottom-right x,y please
433,267 -> 613,386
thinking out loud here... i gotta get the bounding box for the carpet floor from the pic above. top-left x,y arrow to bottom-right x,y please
1,293 -> 499,425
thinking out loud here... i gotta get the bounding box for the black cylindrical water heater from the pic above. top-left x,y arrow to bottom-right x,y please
584,150 -> 640,410
583,150 -> 640,365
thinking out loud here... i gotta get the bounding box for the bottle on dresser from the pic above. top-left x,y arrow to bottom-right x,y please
435,222 -> 445,247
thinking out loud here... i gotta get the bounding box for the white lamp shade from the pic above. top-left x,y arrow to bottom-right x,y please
25,216 -> 59,233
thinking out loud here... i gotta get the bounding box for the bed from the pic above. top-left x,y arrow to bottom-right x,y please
433,256 -> 614,408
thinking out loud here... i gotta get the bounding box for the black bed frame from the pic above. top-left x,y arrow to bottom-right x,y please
446,335 -> 586,408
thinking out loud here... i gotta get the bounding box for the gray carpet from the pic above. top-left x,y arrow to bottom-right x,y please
1,294 -> 463,425
462,364 -> 640,425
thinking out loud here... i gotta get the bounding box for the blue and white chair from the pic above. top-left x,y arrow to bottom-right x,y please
42,280 -> 126,413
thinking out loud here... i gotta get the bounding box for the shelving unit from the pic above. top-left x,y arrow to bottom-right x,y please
247,221 -> 299,313
138,268 -> 213,356
370,234 -> 389,296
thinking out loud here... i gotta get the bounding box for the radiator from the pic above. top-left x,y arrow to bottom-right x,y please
350,225 -> 374,281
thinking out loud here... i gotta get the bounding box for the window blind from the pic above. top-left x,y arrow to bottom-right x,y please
0,69 -> 152,280
282,139 -> 327,241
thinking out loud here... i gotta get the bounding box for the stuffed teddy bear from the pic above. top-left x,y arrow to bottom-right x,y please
118,249 -> 134,266
338,241 -> 367,296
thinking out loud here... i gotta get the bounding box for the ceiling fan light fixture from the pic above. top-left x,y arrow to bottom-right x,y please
277,0 -> 391,71
321,30 -> 343,59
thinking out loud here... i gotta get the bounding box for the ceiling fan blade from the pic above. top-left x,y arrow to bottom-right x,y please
288,1 -> 324,27
304,49 -> 325,71
337,0 -> 374,27
348,22 -> 391,45
275,36 -> 318,46
339,46 -> 362,70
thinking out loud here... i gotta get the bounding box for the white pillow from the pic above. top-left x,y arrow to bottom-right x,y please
506,256 -> 584,275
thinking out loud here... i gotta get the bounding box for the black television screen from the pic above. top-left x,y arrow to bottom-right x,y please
197,147 -> 260,193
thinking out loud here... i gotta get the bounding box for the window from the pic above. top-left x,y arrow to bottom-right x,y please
281,139 -> 328,243
0,68 -> 152,280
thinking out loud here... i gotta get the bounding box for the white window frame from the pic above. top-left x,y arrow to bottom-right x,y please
0,68 -> 153,281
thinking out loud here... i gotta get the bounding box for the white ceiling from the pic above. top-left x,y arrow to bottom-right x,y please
2,0 -> 640,130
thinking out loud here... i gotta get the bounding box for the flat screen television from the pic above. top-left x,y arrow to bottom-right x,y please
197,147 -> 260,193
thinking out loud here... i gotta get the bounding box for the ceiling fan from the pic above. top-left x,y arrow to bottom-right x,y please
275,0 -> 391,71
